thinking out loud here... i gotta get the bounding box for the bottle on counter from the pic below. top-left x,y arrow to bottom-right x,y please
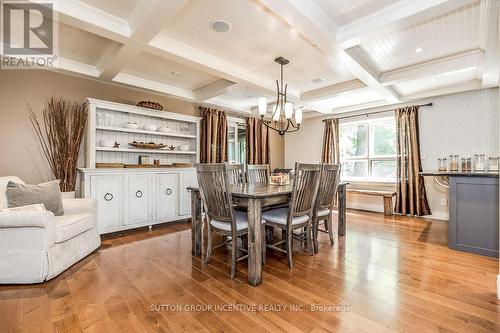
438,157 -> 447,171
488,157 -> 499,172
474,154 -> 486,172
461,157 -> 472,172
449,155 -> 460,172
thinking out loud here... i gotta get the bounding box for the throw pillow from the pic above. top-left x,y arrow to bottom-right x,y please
6,180 -> 64,216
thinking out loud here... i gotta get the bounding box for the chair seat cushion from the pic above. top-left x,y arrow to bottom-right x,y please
262,208 -> 309,225
54,213 -> 93,243
317,208 -> 331,217
210,211 -> 265,231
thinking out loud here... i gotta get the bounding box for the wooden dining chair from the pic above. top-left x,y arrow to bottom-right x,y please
246,164 -> 270,184
227,164 -> 244,185
312,164 -> 341,253
262,163 -> 321,268
195,163 -> 265,278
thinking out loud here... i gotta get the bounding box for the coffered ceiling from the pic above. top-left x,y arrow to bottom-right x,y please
8,0 -> 500,115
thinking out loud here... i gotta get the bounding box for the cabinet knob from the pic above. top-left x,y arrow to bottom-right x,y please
136,190 -> 143,198
166,188 -> 173,195
104,193 -> 113,201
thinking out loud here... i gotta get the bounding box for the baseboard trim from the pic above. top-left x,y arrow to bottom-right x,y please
347,202 -> 449,221
426,211 -> 449,221
497,275 -> 500,299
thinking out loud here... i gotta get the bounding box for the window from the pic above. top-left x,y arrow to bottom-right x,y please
227,119 -> 247,164
339,116 -> 396,182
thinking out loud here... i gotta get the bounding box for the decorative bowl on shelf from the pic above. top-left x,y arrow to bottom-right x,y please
158,126 -> 171,133
129,141 -> 167,149
142,124 -> 157,131
99,139 -> 115,148
136,100 -> 163,110
178,145 -> 190,151
124,122 -> 139,129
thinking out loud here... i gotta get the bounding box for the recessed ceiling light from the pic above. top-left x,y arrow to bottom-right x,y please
170,71 -> 181,77
211,20 -> 231,33
431,78 -> 437,82
415,47 -> 423,53
312,77 -> 326,83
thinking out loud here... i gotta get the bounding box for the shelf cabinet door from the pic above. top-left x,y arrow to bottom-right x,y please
179,171 -> 197,216
156,173 -> 179,221
126,174 -> 153,225
90,175 -> 123,233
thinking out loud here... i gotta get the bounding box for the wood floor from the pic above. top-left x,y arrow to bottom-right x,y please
1,210 -> 499,333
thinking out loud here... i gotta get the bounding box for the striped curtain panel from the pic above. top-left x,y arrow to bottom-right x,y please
395,106 -> 431,216
322,118 -> 340,163
199,106 -> 228,163
246,117 -> 270,164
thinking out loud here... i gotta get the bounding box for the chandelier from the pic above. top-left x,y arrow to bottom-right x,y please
258,57 -> 302,136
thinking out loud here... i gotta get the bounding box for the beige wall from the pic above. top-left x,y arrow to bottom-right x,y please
0,70 -> 284,183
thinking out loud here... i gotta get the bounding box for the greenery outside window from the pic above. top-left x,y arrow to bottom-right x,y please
339,116 -> 396,182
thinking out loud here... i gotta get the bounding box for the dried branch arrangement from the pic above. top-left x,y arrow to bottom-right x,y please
29,97 -> 88,192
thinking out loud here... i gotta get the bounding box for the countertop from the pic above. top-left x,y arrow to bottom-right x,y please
420,171 -> 499,178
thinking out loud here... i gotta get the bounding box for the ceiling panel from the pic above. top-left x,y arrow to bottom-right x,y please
206,84 -> 276,111
59,23 -> 120,65
393,66 -> 480,96
359,1 -> 481,72
313,0 -> 399,26
253,47 -> 355,93
120,52 -> 217,90
159,0 -> 314,73
305,88 -> 384,113
79,0 -> 147,21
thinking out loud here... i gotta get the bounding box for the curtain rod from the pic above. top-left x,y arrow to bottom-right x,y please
322,102 -> 433,122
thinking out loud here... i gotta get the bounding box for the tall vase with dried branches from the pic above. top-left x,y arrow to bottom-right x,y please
29,97 -> 88,192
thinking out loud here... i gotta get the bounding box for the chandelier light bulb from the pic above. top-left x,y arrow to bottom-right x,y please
295,108 -> 302,124
284,102 -> 293,119
258,97 -> 267,116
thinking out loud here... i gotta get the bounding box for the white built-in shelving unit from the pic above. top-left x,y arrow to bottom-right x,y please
79,98 -> 201,234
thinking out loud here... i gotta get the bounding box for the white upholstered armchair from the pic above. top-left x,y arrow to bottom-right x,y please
0,177 -> 101,284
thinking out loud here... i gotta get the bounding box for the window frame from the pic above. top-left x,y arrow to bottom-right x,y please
227,116 -> 247,164
339,115 -> 397,184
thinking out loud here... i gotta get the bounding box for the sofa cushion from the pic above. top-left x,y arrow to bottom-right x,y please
54,213 -> 93,243
0,177 -> 24,209
6,180 -> 64,216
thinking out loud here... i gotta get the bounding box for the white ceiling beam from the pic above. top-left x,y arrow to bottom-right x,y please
327,80 -> 482,115
42,0 -> 299,100
337,0 -> 474,49
113,73 -> 195,101
146,35 -> 298,98
98,0 -> 191,81
30,0 -> 130,42
380,49 -> 484,86
480,0 -> 500,87
301,80 -> 366,102
400,80 -> 483,101
194,79 -> 236,101
343,46 -> 400,103
257,0 -> 338,54
258,0 -> 400,104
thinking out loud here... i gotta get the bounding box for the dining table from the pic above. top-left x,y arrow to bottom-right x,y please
187,182 -> 348,286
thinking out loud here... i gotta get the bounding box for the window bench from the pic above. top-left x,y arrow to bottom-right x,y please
346,189 -> 396,216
